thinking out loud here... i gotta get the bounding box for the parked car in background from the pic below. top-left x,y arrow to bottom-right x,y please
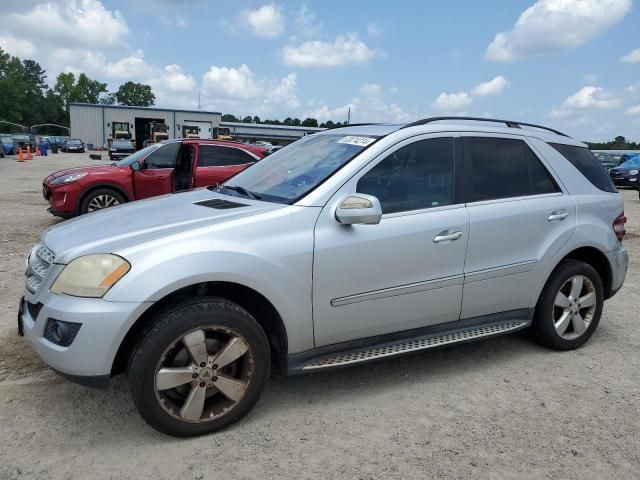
108,139 -> 136,160
595,152 -> 623,171
21,118 -> 628,436
12,133 -> 36,152
1,134 -> 14,154
266,145 -> 284,155
62,139 -> 85,153
609,154 -> 640,192
42,139 -> 268,217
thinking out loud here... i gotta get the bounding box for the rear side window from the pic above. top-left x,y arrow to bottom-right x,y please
464,137 -> 559,202
199,145 -> 256,167
549,143 -> 617,193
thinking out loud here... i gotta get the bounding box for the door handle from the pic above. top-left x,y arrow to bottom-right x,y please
548,210 -> 568,222
433,231 -> 463,243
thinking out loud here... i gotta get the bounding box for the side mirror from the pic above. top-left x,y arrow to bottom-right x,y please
335,194 -> 382,225
131,161 -> 142,171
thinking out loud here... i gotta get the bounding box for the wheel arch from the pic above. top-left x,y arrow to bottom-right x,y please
535,245 -> 614,305
111,281 -> 289,376
77,183 -> 132,211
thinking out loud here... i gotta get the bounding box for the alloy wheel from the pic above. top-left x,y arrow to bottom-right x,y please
87,194 -> 120,211
553,275 -> 597,340
154,326 -> 255,423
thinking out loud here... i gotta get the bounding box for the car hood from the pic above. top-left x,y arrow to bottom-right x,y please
42,188 -> 286,263
44,164 -> 121,182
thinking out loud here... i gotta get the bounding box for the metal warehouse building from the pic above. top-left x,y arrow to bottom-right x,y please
70,103 -> 324,150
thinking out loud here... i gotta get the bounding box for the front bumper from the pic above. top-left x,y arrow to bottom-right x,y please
611,176 -> 639,187
43,182 -> 79,216
605,243 -> 629,298
19,282 -> 151,384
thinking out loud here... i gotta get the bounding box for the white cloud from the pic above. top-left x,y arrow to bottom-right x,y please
562,86 -> 621,109
160,65 -> 196,93
485,0 -> 631,62
626,105 -> 640,115
264,73 -> 300,109
0,33 -> 36,57
202,64 -> 263,99
6,0 -> 129,50
283,33 -> 378,67
295,5 -> 322,36
240,4 -> 284,38
366,22 -> 384,37
620,49 -> 640,64
432,92 -> 472,111
360,83 -> 383,97
472,76 -> 510,96
304,103 -> 354,122
104,50 -> 154,79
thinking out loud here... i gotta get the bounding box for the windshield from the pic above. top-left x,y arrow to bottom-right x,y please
68,140 -> 82,145
115,143 -> 161,165
618,156 -> 640,169
218,133 -> 379,203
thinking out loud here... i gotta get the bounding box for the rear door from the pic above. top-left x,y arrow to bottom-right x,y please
194,144 -> 259,187
132,142 -> 181,199
460,135 -> 576,319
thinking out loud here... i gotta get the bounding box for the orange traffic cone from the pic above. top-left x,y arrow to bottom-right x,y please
35,145 -> 41,156
17,147 -> 24,162
26,146 -> 33,160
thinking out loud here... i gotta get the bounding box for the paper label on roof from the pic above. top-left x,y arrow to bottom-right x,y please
337,136 -> 376,147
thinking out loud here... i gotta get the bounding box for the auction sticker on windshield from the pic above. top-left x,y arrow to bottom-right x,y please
337,136 -> 376,147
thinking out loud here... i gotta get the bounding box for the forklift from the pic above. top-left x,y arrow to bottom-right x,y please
143,122 -> 169,148
182,125 -> 200,139
107,122 -> 134,147
216,127 -> 232,141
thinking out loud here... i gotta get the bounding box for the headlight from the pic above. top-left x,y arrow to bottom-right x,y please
50,254 -> 130,298
628,169 -> 639,175
50,172 -> 88,185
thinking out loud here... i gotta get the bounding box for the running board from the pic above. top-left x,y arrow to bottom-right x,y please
298,320 -> 529,372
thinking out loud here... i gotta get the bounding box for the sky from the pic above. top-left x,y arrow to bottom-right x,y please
0,0 -> 639,141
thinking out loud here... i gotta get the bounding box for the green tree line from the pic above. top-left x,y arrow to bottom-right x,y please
221,114 -> 345,129
586,136 -> 639,150
0,47 -> 155,132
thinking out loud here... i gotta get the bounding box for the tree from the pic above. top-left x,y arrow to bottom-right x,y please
242,116 -> 253,123
53,72 -> 108,113
252,115 -> 261,124
222,114 -> 239,122
114,81 -> 155,107
301,118 -> 318,127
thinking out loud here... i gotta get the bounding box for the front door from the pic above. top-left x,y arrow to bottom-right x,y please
313,135 -> 469,347
459,135 -> 577,319
133,142 -> 182,199
194,144 -> 258,188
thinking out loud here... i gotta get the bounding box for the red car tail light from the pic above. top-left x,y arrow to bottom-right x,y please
613,212 -> 626,242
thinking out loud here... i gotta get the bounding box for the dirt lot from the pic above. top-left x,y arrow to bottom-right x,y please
1,152 -> 639,480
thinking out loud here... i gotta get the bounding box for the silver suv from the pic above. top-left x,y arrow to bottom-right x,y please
19,117 -> 628,436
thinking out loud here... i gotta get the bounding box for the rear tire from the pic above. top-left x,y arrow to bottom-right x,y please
533,259 -> 604,350
128,298 -> 270,437
80,188 -> 125,214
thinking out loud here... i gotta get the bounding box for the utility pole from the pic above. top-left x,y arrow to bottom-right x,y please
347,107 -> 351,125
198,91 -> 202,110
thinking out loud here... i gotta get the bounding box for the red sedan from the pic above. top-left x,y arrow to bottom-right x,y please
43,139 -> 268,217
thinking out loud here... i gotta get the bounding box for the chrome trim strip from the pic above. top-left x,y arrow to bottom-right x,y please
464,260 -> 538,283
331,274 -> 463,307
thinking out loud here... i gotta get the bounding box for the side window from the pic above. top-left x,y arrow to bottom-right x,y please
464,137 -> 559,202
357,137 -> 454,214
144,143 -> 181,169
199,145 -> 256,167
548,143 -> 617,193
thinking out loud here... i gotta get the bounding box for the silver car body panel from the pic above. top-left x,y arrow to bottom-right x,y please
21,121 -> 628,379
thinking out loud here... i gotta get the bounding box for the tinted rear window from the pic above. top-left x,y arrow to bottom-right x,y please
549,143 -> 616,193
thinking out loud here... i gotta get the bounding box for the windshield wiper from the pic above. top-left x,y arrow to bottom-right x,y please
216,184 -> 262,200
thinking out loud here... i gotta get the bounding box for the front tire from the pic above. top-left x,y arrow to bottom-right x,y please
80,188 -> 125,214
533,259 -> 604,350
128,298 -> 270,437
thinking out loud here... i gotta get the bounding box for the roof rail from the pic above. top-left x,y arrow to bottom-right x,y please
401,116 -> 570,138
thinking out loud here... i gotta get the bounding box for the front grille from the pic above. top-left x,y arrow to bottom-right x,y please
25,243 -> 55,293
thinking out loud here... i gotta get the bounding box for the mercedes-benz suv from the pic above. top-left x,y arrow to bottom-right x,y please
19,117 -> 628,437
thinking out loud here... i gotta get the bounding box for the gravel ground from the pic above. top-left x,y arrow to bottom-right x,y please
1,153 -> 639,480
